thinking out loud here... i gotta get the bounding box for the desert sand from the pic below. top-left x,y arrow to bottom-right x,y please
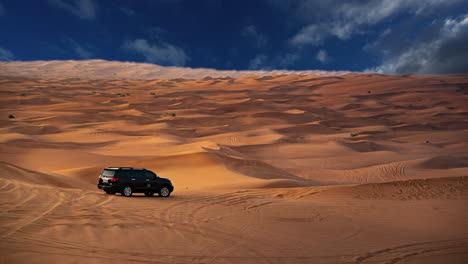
0,68 -> 467,263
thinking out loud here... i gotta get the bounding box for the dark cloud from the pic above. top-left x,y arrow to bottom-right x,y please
316,49 -> 330,63
0,2 -> 5,16
48,0 -> 97,20
367,15 -> 468,74
64,39 -> 95,59
0,47 -> 14,61
248,54 -> 269,70
120,6 -> 137,17
242,25 -> 268,47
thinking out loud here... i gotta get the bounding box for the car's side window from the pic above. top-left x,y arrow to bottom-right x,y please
144,171 -> 156,179
133,170 -> 145,180
115,170 -> 126,179
126,170 -> 135,179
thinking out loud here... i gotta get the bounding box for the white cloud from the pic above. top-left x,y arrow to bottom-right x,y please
247,52 -> 303,69
367,15 -> 468,74
123,38 -> 189,66
120,6 -> 137,17
0,2 -> 6,16
316,49 -> 329,63
73,43 -> 93,59
74,45 -> 93,59
248,54 -> 268,70
242,25 -> 267,47
279,52 -> 300,67
290,0 -> 463,46
291,24 -> 326,46
0,47 -> 14,61
64,39 -> 94,59
48,0 -> 97,20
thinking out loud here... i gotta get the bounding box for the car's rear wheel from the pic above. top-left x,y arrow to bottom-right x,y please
158,186 -> 171,197
105,189 -> 115,195
122,186 -> 133,197
144,191 -> 154,197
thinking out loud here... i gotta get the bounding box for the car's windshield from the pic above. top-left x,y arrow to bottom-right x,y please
101,170 -> 115,177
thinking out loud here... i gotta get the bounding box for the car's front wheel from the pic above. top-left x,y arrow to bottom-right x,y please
122,186 -> 133,197
158,186 -> 171,197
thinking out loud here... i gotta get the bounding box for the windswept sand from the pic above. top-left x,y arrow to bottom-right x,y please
0,72 -> 467,263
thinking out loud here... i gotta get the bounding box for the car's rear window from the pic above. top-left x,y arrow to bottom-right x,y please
101,170 -> 116,177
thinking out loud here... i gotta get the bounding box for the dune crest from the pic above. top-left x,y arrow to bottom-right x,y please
0,59 -> 351,80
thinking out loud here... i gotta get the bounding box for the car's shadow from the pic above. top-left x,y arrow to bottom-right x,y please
107,193 -> 183,199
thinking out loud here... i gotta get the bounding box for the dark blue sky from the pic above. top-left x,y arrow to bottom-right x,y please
0,0 -> 467,74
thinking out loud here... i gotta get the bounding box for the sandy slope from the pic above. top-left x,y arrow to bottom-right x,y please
0,72 -> 467,263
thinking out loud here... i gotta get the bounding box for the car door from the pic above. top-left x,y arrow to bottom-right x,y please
127,170 -> 143,190
137,170 -> 150,190
144,170 -> 158,190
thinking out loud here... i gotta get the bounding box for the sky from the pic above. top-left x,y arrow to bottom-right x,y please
0,0 -> 467,74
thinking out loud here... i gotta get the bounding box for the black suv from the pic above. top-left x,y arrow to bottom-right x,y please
97,167 -> 173,197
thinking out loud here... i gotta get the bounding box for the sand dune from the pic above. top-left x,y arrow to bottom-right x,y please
266,176 -> 468,201
1,71 -> 467,263
418,155 -> 468,169
0,162 -> 91,189
0,60 -> 351,80
324,176 -> 468,200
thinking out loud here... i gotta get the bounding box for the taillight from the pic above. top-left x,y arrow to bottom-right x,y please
110,177 -> 119,182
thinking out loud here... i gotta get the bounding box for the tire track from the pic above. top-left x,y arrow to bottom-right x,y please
0,180 -> 19,193
0,187 -> 39,214
159,192 -> 282,262
0,179 -> 13,191
186,193 -> 269,262
354,238 -> 468,264
0,189 -> 66,239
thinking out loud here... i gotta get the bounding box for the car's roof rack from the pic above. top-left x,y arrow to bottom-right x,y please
105,167 -> 145,170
